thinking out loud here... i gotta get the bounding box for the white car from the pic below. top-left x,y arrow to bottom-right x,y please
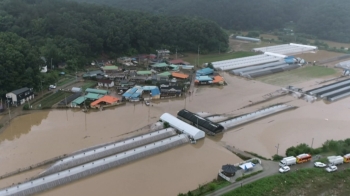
325,165 -> 337,172
314,162 -> 327,168
279,166 -> 290,173
145,101 -> 150,106
49,85 -> 56,89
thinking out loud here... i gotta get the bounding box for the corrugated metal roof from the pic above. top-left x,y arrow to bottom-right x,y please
177,109 -> 224,134
137,71 -> 152,75
196,76 -> 213,82
160,113 -> 205,140
72,96 -> 87,105
196,68 -> 214,76
151,88 -> 160,96
85,88 -> 109,95
85,93 -> 103,100
10,87 -> 30,95
157,72 -> 172,76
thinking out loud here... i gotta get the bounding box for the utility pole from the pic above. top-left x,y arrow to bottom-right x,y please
51,58 -> 53,70
176,48 -> 178,59
75,68 -> 77,81
7,98 -> 11,119
275,143 -> 279,155
197,45 -> 200,67
311,138 -> 314,148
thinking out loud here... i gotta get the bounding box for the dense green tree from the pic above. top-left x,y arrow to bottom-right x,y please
0,32 -> 42,96
0,0 -> 228,97
72,0 -> 350,43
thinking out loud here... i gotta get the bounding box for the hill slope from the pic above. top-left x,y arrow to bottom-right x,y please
72,0 -> 350,43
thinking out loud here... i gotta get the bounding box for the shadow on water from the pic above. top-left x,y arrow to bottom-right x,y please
206,133 -> 224,142
191,138 -> 205,149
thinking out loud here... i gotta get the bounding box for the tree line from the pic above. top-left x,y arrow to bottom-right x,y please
0,0 -> 228,97
72,0 -> 350,43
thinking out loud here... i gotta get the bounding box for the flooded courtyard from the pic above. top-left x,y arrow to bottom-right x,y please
1,74 -> 350,195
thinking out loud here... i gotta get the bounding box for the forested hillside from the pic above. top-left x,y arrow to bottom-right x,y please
0,0 -> 228,96
72,0 -> 350,43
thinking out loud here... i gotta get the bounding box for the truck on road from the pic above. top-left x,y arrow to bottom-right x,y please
328,156 -> 344,165
279,156 -> 297,167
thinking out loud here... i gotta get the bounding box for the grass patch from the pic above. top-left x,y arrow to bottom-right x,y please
57,77 -> 75,86
32,91 -> 72,109
244,151 -> 270,160
178,179 -> 230,196
257,66 -> 337,86
234,153 -> 252,161
82,81 -> 97,91
236,170 -> 263,182
182,51 -> 256,65
223,168 -> 350,196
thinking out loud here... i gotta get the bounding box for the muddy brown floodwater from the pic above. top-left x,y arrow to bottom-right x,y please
1,74 -> 350,195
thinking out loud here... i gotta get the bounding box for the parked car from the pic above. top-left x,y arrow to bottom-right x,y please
279,166 -> 290,173
314,162 -> 327,168
145,101 -> 150,106
118,90 -> 124,95
49,85 -> 56,89
325,165 -> 337,172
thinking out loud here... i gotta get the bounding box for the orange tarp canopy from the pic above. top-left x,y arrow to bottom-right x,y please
172,72 -> 189,79
91,95 -> 119,106
212,76 -> 224,83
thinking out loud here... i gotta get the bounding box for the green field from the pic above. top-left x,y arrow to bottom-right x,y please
224,168 -> 350,196
32,91 -> 73,109
182,51 -> 256,65
257,66 -> 338,86
57,76 -> 76,87
178,179 -> 230,196
81,81 -> 97,90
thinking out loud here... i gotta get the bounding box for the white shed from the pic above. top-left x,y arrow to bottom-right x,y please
160,113 -> 205,140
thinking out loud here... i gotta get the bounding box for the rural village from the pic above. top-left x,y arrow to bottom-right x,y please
2,32 -> 350,196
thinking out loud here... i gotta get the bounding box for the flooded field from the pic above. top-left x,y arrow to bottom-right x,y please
296,50 -> 344,62
1,72 -> 350,195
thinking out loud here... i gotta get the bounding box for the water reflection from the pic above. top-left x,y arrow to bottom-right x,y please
0,111 -> 49,143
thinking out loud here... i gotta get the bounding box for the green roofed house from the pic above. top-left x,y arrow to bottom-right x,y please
102,66 -> 119,72
71,96 -> 87,107
169,64 -> 179,71
137,71 -> 152,75
157,71 -> 172,77
85,93 -> 103,100
85,88 -> 109,95
151,63 -> 169,68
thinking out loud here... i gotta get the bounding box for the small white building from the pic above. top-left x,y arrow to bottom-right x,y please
160,113 -> 205,140
97,79 -> 115,88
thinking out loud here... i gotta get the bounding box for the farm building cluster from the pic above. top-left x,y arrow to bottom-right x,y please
211,43 -> 315,78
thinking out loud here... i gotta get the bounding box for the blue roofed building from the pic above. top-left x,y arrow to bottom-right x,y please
150,87 -> 161,99
195,76 -> 213,85
196,68 -> 214,76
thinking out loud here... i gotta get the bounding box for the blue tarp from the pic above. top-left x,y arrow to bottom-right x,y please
285,56 -> 295,64
151,88 -> 160,96
196,68 -> 214,76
